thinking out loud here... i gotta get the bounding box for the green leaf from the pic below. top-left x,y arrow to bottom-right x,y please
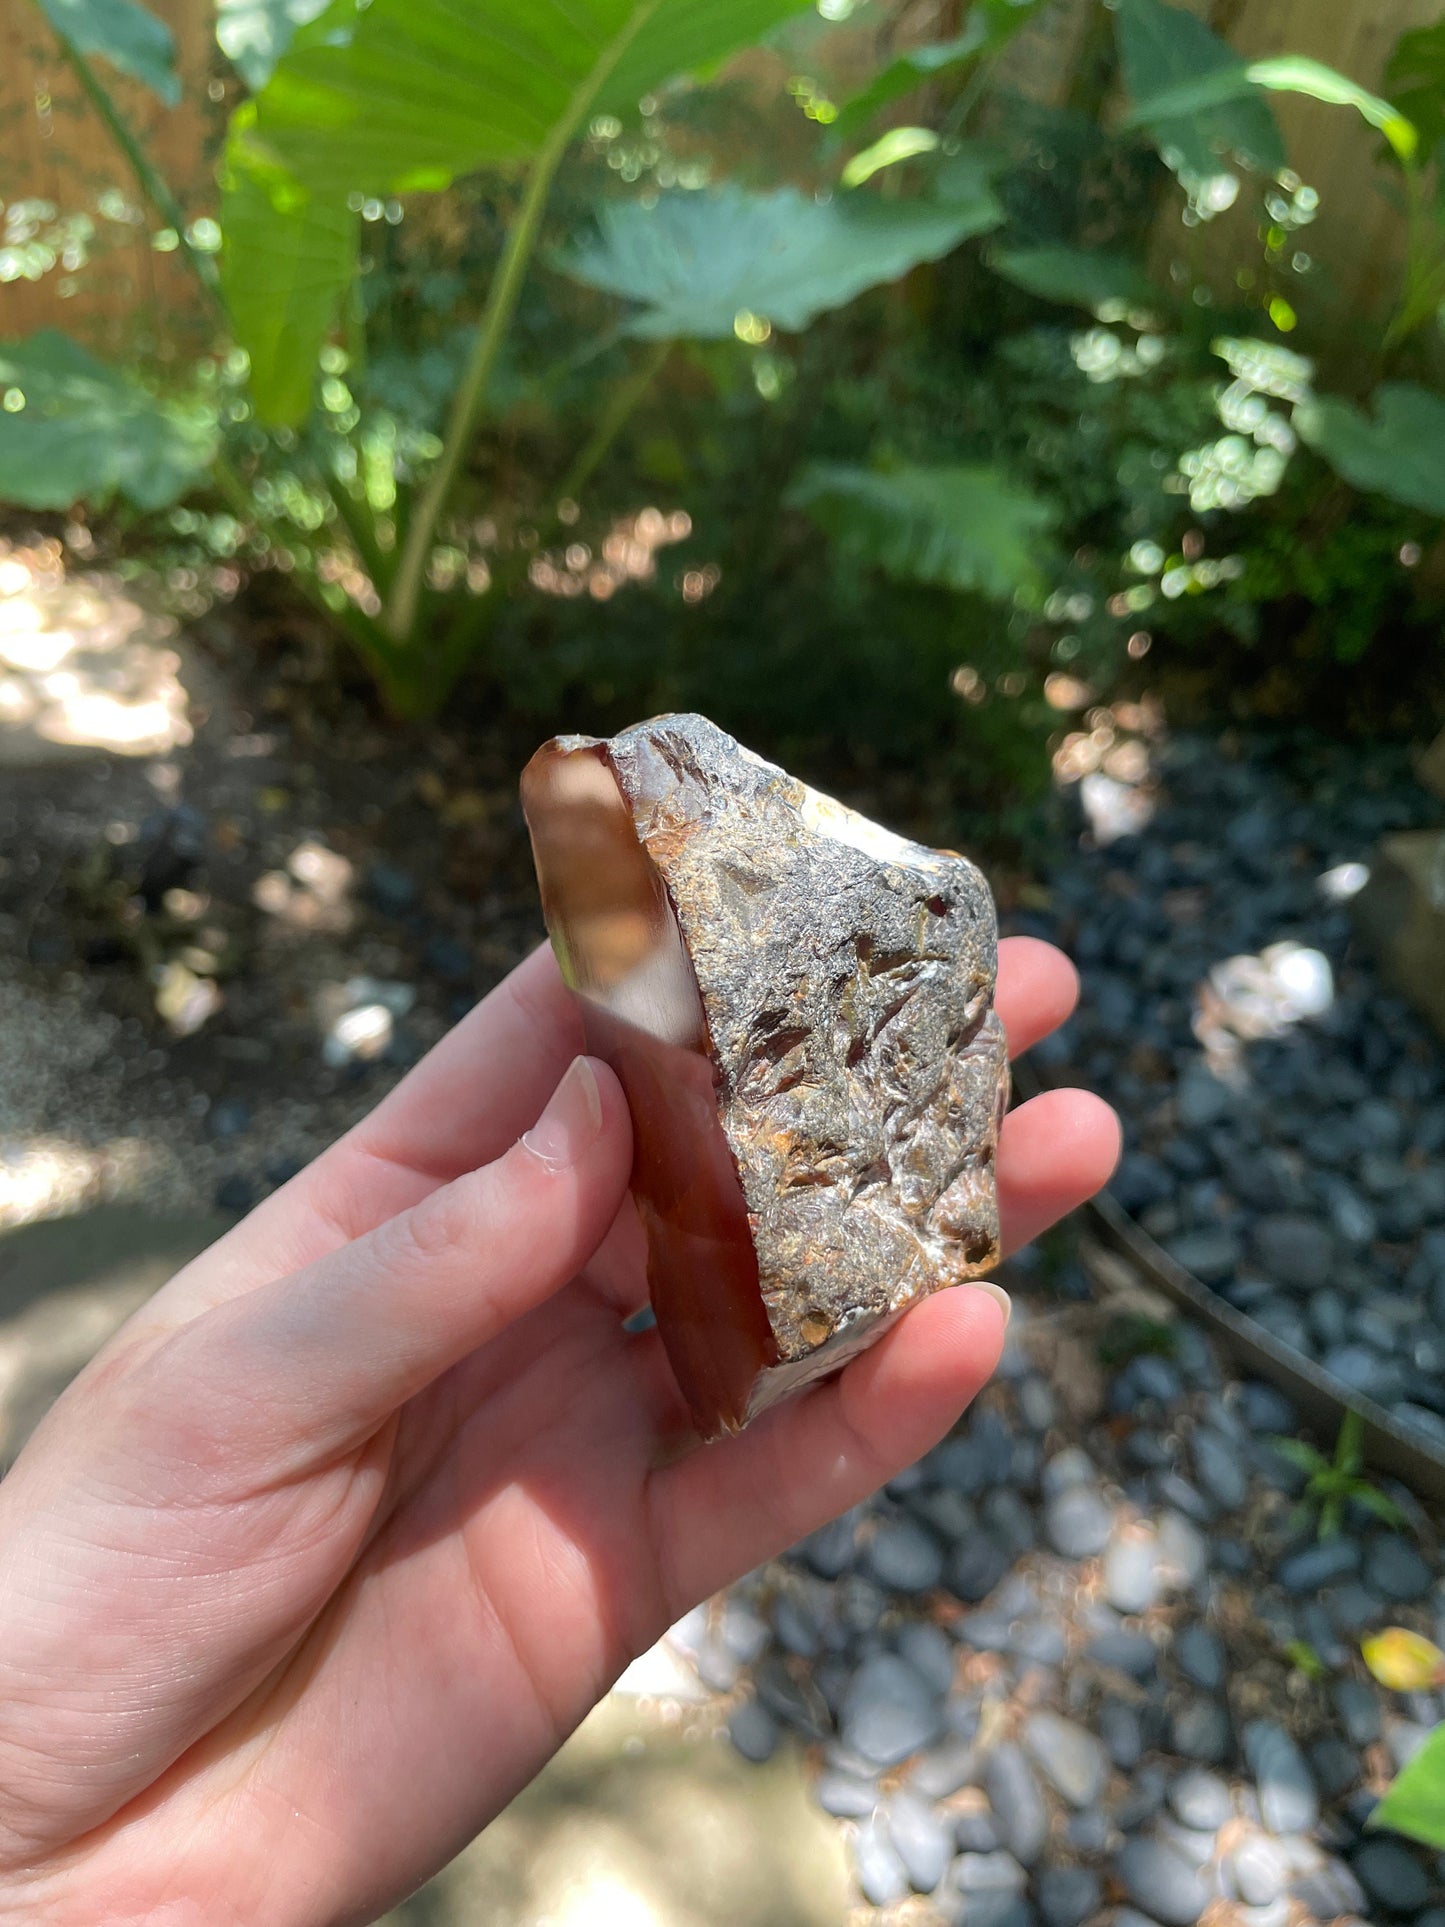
785,461 -> 1055,601
1296,384 -> 1445,515
220,109 -> 357,427
35,0 -> 178,105
0,330 -> 215,511
1336,1408 -> 1365,1475
216,0 -> 330,91
253,0 -> 815,198
1373,1722 -> 1445,1850
1270,1436 -> 1329,1476
1387,20 -> 1445,152
558,183 -> 1001,338
1115,0 -> 1284,180
832,1 -> 1046,139
1352,1486 -> 1409,1529
1124,54 -> 1417,162
841,126 -> 940,188
989,245 -> 1156,311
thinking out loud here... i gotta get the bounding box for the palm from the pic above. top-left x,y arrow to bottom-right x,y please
0,940 -> 1115,1927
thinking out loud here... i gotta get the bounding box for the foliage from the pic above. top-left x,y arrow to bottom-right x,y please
1296,386 -> 1445,516
1362,1627 -> 1445,1692
0,332 -> 215,511
1271,1413 -> 1408,1542
557,184 -> 1003,338
786,462 -> 1055,601
1372,1723 -> 1445,1851
4,0 -> 1445,749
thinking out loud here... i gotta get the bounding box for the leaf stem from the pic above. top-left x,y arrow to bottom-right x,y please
381,0 -> 663,646
44,18 -> 224,318
555,339 -> 670,510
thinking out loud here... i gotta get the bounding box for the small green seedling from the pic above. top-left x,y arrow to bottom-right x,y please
1272,1410 -> 1408,1541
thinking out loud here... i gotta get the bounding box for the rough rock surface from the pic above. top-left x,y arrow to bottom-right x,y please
549,713 -> 1008,1414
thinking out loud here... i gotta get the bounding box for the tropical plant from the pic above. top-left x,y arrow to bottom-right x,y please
3,0 -> 1444,725
1271,1411 -> 1409,1542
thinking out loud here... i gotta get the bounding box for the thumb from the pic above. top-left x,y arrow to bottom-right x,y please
146,1055 -> 634,1466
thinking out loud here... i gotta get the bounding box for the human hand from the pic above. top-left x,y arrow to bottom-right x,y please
0,935 -> 1116,1927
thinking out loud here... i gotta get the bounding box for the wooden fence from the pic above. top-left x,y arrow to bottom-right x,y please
0,0 -> 222,360
0,0 -> 1439,357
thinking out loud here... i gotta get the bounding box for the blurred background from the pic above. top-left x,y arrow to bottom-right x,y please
3,0 -> 1445,1921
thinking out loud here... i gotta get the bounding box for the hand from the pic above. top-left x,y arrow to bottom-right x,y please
0,936 -> 1116,1927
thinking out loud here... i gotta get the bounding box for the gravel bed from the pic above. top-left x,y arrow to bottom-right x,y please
1025,732 -> 1445,1454
702,1284 -> 1445,1926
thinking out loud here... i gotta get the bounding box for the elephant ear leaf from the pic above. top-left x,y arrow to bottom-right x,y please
219,107 -> 357,428
557,184 -> 1002,338
1295,384 -> 1445,515
0,331 -> 215,511
35,0 -> 180,104
250,0 -> 818,198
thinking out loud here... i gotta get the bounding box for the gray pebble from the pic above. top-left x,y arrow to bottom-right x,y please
1046,1486 -> 1114,1560
1351,1838 -> 1430,1913
908,1737 -> 978,1800
984,1743 -> 1049,1866
866,1518 -> 945,1594
1192,1427 -> 1249,1510
951,1850 -> 1028,1893
801,1511 -> 857,1577
897,1620 -> 957,1695
1115,1763 -> 1170,1831
1088,1627 -> 1157,1678
1387,1718 -> 1434,1768
956,1610 -> 1013,1652
929,1435 -> 987,1493
1105,1533 -> 1162,1613
772,1593 -> 821,1658
1018,1376 -> 1057,1432
1157,1473 -> 1214,1524
1240,1382 -> 1297,1433
1365,1534 -> 1434,1603
887,1788 -> 954,1892
1036,1867 -> 1102,1927
1042,1447 -> 1099,1498
948,1896 -> 1036,1927
1067,1807 -> 1114,1853
841,1654 -> 942,1766
1101,1698 -> 1145,1769
1156,1816 -> 1222,1867
1012,1619 -> 1068,1668
1291,1855 -> 1366,1918
983,1488 -> 1038,1558
838,1573 -> 887,1634
1175,1623 -> 1226,1692
854,1813 -> 910,1906
720,1598 -> 771,1663
1332,1677 -> 1381,1747
1157,1511 -> 1210,1589
1116,1835 -> 1212,1926
1023,1712 -> 1108,1808
1244,1720 -> 1319,1835
1253,1214 -> 1334,1287
1170,1696 -> 1232,1765
949,1532 -> 1010,1603
1229,1834 -> 1289,1906
1309,1736 -> 1360,1800
953,1810 -> 1002,1852
816,1767 -> 879,1817
1169,1767 -> 1233,1831
727,1697 -> 780,1763
1277,1538 -> 1360,1593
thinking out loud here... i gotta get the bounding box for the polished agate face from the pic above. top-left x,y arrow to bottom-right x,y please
521,714 -> 1008,1439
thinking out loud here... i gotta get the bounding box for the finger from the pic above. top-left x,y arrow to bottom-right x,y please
996,935 -> 1078,1059
146,1057 -> 633,1466
998,1087 -> 1120,1254
646,1282 -> 1007,1610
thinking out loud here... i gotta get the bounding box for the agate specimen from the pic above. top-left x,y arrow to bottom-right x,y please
520,714 -> 1008,1438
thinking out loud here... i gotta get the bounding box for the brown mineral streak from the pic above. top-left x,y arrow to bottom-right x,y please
521,714 -> 1009,1439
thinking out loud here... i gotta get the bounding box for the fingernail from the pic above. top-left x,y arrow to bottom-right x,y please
965,1279 -> 1012,1329
523,1056 -> 603,1167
